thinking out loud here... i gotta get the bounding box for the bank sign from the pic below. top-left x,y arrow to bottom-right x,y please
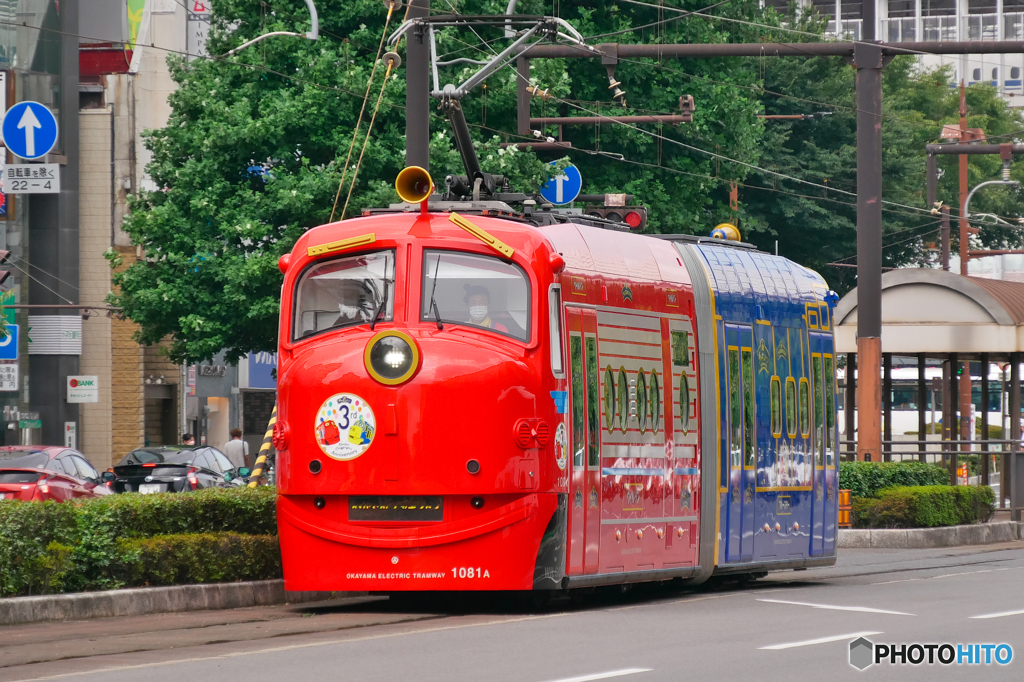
66,375 -> 99,403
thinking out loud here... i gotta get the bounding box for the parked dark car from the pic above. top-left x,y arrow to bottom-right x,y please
110,446 -> 250,494
0,446 -> 112,501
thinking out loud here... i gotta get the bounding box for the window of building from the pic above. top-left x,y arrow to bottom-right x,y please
922,0 -> 956,15
887,0 -> 914,17
1012,67 -> 1021,80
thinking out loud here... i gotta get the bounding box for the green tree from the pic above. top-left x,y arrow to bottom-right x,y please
737,6 -> 1024,293
111,0 -> 775,362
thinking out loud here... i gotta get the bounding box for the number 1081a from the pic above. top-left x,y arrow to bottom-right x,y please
451,566 -> 491,578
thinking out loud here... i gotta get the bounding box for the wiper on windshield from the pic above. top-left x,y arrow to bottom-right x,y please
370,276 -> 390,331
428,254 -> 444,330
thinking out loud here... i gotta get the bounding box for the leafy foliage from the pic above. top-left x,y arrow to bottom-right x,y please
839,460 -> 950,498
852,484 -> 995,528
112,0 -> 1024,358
0,487 -> 276,596
113,533 -> 281,586
742,8 -> 1024,293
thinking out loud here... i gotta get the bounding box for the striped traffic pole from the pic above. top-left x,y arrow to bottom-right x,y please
247,404 -> 277,488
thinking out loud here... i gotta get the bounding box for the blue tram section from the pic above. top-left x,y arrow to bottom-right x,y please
690,243 -> 838,568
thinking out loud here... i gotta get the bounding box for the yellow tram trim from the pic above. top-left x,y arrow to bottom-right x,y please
449,213 -> 515,258
307,232 -> 376,258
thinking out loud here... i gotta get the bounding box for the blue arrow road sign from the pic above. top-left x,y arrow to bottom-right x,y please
0,324 -> 18,360
540,163 -> 582,205
2,102 -> 58,160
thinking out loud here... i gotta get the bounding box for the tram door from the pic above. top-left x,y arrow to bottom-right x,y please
809,330 -> 837,556
565,307 -> 601,575
724,324 -> 756,564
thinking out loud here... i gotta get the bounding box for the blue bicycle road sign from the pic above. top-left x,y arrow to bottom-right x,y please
3,102 -> 58,160
539,163 -> 582,205
0,324 -> 19,360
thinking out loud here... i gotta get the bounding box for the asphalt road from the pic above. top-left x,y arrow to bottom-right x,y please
4,542 -> 1024,682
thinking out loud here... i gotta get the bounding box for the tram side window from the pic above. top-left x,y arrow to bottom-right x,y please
786,378 -> 797,437
742,349 -> 755,467
293,251 -> 394,340
570,336 -> 585,468
549,287 -> 563,375
770,377 -> 782,437
672,331 -> 689,366
813,356 -> 824,467
586,338 -> 600,467
728,349 -> 742,468
824,355 -> 836,466
799,379 -> 810,437
421,250 -> 530,341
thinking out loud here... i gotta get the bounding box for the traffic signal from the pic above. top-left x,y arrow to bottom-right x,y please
0,250 -> 9,287
584,206 -> 647,230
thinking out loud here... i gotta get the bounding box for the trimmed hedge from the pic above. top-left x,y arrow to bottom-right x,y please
839,461 -> 950,498
114,533 -> 281,586
0,487 -> 277,597
852,485 -> 995,529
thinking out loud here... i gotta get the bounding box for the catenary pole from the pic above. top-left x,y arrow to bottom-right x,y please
406,25 -> 1024,462
854,42 -> 884,462
406,0 -> 430,169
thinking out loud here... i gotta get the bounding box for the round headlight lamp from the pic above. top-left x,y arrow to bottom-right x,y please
364,330 -> 420,385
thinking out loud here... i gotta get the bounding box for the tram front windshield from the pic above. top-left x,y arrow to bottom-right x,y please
293,251 -> 395,340
421,250 -> 530,341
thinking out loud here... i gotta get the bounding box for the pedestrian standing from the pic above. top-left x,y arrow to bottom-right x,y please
223,428 -> 250,470
182,433 -> 195,446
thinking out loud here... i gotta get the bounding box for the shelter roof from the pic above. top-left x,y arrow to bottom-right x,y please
834,268 -> 1024,355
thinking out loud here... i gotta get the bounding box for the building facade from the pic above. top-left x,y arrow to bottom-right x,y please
769,0 -> 1024,105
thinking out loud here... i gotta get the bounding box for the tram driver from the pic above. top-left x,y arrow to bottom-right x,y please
464,284 -> 508,333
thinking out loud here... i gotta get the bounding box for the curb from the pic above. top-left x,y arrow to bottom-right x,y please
0,580 -> 339,626
838,521 -> 1024,549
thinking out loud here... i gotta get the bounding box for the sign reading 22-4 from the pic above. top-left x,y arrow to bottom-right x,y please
2,102 -> 59,160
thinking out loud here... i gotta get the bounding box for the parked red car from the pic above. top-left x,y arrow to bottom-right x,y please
0,446 -> 111,501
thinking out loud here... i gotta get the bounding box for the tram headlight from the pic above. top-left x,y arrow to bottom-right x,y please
364,330 -> 420,385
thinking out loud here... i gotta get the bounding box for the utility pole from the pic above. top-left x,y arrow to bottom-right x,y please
959,81 -> 971,277
854,41 -> 884,462
406,0 -> 430,169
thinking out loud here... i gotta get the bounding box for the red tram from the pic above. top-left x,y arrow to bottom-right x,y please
274,167 -> 839,592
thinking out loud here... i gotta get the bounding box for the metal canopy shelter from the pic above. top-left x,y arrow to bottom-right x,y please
835,268 -> 1024,520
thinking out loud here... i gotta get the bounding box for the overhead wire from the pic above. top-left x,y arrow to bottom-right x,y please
340,55 -> 398,220
329,0 -> 400,222
430,18 -> 1022,223
2,260 -> 77,305
585,0 -> 734,39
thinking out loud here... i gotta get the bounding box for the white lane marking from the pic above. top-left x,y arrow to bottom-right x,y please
759,631 -> 883,651
872,566 -> 1019,586
757,598 -> 914,616
542,669 -> 652,682
970,608 -> 1024,619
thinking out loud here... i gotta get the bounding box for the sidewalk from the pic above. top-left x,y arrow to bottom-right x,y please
838,518 -> 1023,549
